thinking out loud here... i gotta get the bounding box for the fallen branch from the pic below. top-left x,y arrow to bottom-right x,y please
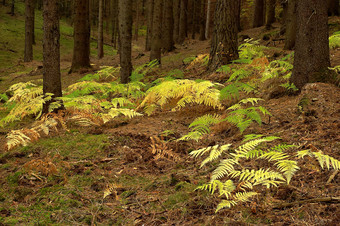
326,170 -> 339,184
273,197 -> 340,209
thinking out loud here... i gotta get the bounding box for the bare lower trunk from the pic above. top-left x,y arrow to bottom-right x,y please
98,0 -> 104,59
265,0 -> 276,29
118,0 -> 133,83
253,0 -> 264,28
145,0 -> 154,51
24,0 -> 34,62
284,0 -> 297,50
42,0 -> 63,113
178,0 -> 187,44
163,0 -> 174,52
173,0 -> 180,43
205,0 -> 211,39
150,0 -> 162,63
290,0 -> 331,90
70,0 -> 91,73
199,0 -> 206,41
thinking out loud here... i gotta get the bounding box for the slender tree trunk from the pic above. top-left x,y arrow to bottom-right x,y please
178,0 -> 187,44
279,0 -> 288,35
32,0 -> 35,45
163,0 -> 174,52
2,0 -> 5,6
70,0 -> 91,73
208,0 -> 239,71
150,0 -> 162,63
105,0 -> 110,34
265,0 -> 276,29
118,0 -> 133,83
24,0 -> 34,62
236,0 -> 241,31
10,0 -> 15,15
145,0 -> 154,51
42,0 -> 63,113
284,0 -> 297,50
191,0 -> 196,39
111,0 -> 118,48
199,0 -> 206,41
290,0 -> 331,90
253,0 -> 265,27
173,0 -> 180,43
98,0 -> 104,59
134,0 -> 140,41
205,0 -> 211,39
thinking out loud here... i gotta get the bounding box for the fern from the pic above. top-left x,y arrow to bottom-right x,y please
190,144 -> 232,168
297,150 -> 340,170
138,79 -> 223,115
179,114 -> 222,141
329,32 -> 340,49
238,39 -> 267,60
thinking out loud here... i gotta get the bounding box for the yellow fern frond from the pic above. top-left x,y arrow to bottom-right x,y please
275,160 -> 300,184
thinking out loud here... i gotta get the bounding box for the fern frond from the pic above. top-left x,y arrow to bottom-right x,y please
100,108 -> 142,124
260,151 -> 289,162
200,144 -> 232,168
228,98 -> 264,110
211,159 -> 239,180
312,151 -> 340,170
111,97 -> 134,108
275,160 -> 299,184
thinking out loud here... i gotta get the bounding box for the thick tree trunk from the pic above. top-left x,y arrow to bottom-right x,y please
42,0 -> 63,113
178,0 -> 187,44
284,0 -> 297,50
199,0 -> 206,41
205,0 -> 211,39
98,0 -> 104,59
253,0 -> 265,28
173,0 -> 180,43
208,0 -> 239,71
265,0 -> 276,29
118,0 -> 133,84
163,0 -> 174,52
290,0 -> 331,90
150,0 -> 162,63
145,0 -> 154,51
24,0 -> 34,62
70,0 -> 91,73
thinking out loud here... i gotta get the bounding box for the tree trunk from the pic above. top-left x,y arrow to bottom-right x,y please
2,0 -> 5,6
236,0 -> 241,31
253,0 -> 265,27
284,0 -> 297,50
134,0 -> 140,41
118,0 -> 133,84
24,0 -> 34,62
328,0 -> 339,16
70,0 -> 91,73
265,0 -> 276,29
178,0 -> 187,44
150,0 -> 162,63
191,0 -> 197,39
199,0 -> 206,41
32,0 -> 35,45
98,0 -> 104,59
290,0 -> 331,90
111,0 -> 118,48
42,0 -> 63,113
145,0 -> 154,51
208,0 -> 239,71
205,0 -> 211,39
173,0 -> 180,43
10,0 -> 15,15
163,0 -> 174,52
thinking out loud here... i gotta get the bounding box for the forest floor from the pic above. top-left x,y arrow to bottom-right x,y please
0,3 -> 340,225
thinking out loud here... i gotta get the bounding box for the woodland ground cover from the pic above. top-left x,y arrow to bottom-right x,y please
0,2 -> 339,225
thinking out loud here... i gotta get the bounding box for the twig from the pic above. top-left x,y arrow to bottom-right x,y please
326,170 -> 339,184
273,197 -> 340,209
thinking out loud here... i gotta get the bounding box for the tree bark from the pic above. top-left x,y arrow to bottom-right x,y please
24,0 -> 34,62
208,0 -> 239,71
163,0 -> 174,52
70,0 -> 91,73
173,0 -> 180,43
199,0 -> 206,41
150,0 -> 162,63
42,0 -> 63,113
145,0 -> 154,51
253,0 -> 265,28
118,0 -> 133,83
265,0 -> 276,29
290,0 -> 332,90
134,0 -> 140,41
205,0 -> 211,39
178,0 -> 187,44
98,0 -> 104,59
111,0 -> 118,48
284,0 -> 297,50
10,0 -> 15,16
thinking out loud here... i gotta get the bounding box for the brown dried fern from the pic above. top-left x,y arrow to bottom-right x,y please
149,136 -> 181,161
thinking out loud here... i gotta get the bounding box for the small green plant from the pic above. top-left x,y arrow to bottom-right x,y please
79,66 -> 120,82
329,32 -> 340,49
238,39 -> 267,60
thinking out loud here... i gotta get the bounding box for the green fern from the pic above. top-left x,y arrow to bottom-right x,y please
138,79 -> 223,115
329,32 -> 340,49
238,39 -> 267,60
179,114 -> 222,141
